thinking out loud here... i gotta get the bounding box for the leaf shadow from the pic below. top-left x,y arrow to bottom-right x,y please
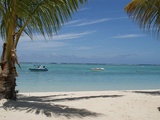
133,91 -> 160,96
2,94 -> 123,118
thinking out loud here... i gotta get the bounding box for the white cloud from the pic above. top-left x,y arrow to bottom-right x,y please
111,34 -> 145,39
79,8 -> 90,11
76,46 -> 93,50
17,41 -> 67,51
17,31 -> 96,51
74,18 -> 110,26
73,17 -> 128,27
65,19 -> 84,26
19,30 -> 96,42
52,31 -> 96,40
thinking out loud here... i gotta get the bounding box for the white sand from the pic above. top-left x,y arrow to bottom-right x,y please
0,90 -> 160,120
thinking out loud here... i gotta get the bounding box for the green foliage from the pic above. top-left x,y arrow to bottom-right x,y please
125,0 -> 160,38
0,0 -> 88,46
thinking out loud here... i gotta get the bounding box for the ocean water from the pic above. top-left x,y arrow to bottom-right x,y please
16,63 -> 160,92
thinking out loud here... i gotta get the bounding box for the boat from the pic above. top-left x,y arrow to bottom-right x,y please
29,65 -> 48,71
91,68 -> 105,71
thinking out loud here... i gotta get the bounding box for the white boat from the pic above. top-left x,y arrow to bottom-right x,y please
29,65 -> 48,71
91,68 -> 105,71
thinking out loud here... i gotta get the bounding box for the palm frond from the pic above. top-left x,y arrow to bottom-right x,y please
125,0 -> 160,38
15,0 -> 88,47
0,0 -> 88,46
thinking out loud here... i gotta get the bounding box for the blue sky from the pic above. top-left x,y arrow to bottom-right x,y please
5,0 -> 160,64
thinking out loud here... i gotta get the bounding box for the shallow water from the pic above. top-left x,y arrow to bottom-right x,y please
16,63 -> 160,92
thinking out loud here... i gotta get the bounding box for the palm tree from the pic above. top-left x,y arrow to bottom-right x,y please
0,0 -> 88,100
124,0 -> 160,38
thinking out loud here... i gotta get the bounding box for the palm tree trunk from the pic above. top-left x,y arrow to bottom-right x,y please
0,1 -> 19,100
0,42 -> 18,100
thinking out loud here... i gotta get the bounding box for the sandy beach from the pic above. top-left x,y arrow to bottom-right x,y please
0,90 -> 160,120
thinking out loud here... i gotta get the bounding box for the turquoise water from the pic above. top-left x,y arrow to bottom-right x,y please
16,63 -> 160,92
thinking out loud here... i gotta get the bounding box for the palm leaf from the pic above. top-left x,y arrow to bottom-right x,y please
0,0 -> 88,47
125,0 -> 160,38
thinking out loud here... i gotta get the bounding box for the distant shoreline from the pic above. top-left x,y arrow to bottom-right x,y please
19,62 -> 160,66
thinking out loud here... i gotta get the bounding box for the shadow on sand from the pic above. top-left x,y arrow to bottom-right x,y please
2,94 -> 123,118
133,91 -> 160,96
133,91 -> 160,112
